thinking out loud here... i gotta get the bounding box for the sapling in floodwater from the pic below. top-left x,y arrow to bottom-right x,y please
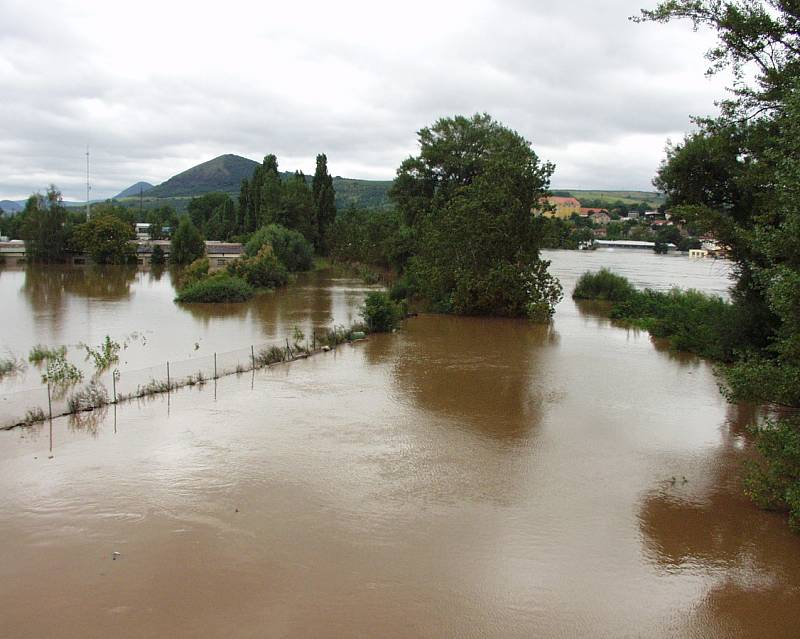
42,352 -> 83,388
82,336 -> 121,373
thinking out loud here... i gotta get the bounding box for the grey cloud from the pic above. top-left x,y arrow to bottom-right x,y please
0,0 -> 723,199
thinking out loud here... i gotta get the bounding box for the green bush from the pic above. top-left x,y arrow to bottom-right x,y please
176,273 -> 253,303
360,291 -> 402,332
610,288 -> 739,361
245,224 -> 313,272
744,417 -> 800,533
179,257 -> 209,288
226,245 -> 288,289
573,269 -> 636,302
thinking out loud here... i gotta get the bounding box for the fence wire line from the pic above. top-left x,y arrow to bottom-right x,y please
0,326 -> 364,430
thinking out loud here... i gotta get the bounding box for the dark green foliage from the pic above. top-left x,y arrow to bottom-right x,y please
20,186 -> 68,263
151,244 -> 165,265
72,214 -> 136,264
744,417 -> 800,533
175,273 -> 253,303
170,217 -> 205,265
573,269 -> 637,301
328,206 -> 410,270
226,245 -> 288,289
244,224 -> 313,272
312,154 -> 337,252
391,113 -> 562,320
611,288 -> 741,361
278,172 -> 317,244
179,257 -> 210,288
360,291 -> 402,332
187,192 -> 236,240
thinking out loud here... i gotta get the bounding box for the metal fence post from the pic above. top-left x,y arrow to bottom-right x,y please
47,381 -> 52,422
251,345 -> 255,370
214,353 -> 218,379
167,361 -> 170,390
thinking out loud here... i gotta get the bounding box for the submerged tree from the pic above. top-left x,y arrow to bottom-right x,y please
20,185 -> 68,263
390,113 -> 562,320
170,217 -> 205,265
72,214 -> 136,264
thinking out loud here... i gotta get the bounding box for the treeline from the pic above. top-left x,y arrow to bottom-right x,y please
0,152 -> 339,266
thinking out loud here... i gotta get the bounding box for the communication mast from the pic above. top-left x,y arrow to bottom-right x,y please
86,146 -> 91,220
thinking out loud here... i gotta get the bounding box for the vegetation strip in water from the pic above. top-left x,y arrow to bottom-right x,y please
3,293 -> 402,432
573,269 -> 800,532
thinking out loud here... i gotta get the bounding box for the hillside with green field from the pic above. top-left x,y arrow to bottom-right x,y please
553,189 -> 665,207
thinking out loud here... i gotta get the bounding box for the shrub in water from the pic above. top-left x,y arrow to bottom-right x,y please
178,257 -> 210,288
245,224 -> 313,272
176,273 -> 254,303
573,269 -> 636,302
360,291 -> 402,332
227,245 -> 288,289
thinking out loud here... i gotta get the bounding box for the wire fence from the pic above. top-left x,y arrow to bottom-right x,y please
0,324 -> 368,430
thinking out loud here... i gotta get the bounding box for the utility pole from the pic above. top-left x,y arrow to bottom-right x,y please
85,146 -> 91,221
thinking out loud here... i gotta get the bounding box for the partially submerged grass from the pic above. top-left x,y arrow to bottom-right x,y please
22,407 -> 46,426
28,344 -> 67,365
67,382 -> 109,413
255,345 -> 285,367
0,355 -> 25,380
572,269 -> 740,361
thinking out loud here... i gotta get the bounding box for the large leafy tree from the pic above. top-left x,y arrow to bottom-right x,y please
278,171 -> 317,245
312,153 -> 337,252
20,185 -> 68,263
390,113 -> 561,319
637,0 -> 800,530
72,215 -> 136,264
170,217 -> 205,265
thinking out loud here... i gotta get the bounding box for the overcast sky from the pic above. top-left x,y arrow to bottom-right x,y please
0,0 -> 726,201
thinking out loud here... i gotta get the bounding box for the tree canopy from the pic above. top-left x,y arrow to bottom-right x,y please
390,113 -> 561,319
20,186 -> 68,263
170,217 -> 205,265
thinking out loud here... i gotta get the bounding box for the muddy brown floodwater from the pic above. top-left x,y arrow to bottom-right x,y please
1,251 -> 799,638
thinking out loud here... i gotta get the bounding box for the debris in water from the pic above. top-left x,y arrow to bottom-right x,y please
112,551 -> 121,560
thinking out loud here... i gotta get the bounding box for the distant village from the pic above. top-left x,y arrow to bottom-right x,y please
535,196 -> 724,256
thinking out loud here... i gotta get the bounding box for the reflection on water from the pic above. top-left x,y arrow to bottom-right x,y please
0,250 -> 799,638
389,315 -> 556,439
0,267 -> 376,390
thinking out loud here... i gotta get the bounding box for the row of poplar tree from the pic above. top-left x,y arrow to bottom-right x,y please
187,153 -> 337,252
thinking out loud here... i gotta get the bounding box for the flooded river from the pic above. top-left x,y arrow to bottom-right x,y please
1,250 -> 799,638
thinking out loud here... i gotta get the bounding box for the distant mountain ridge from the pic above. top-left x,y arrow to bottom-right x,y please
0,200 -> 24,214
146,154 -> 259,198
127,153 -> 394,210
114,181 -> 154,199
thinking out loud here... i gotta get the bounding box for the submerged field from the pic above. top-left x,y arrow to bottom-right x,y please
1,251 -> 798,638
